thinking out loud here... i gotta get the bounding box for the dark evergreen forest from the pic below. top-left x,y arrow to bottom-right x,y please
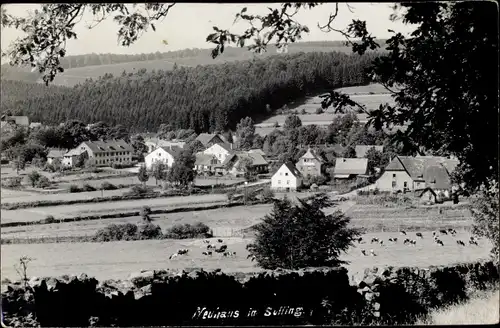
1,51 -> 378,133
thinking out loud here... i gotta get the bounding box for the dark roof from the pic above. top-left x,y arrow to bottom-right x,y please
196,133 -> 225,147
355,145 -> 384,158
282,162 -> 302,178
222,151 -> 268,167
386,156 -> 459,190
334,157 -> 368,175
47,149 -> 66,158
195,153 -> 218,166
6,116 -> 29,126
80,139 -> 134,153
159,145 -> 182,158
300,148 -> 324,163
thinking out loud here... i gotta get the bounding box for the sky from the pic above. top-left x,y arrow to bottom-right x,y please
1,3 -> 415,58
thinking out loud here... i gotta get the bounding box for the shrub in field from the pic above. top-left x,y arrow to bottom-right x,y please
68,184 -> 82,193
261,187 -> 275,201
124,185 -> 156,197
140,206 -> 152,223
247,193 -> 362,269
315,107 -> 324,114
164,222 -> 213,239
137,223 -> 163,240
82,184 -> 96,192
92,223 -> 139,242
35,176 -> 51,189
2,177 -> 22,188
26,171 -> 41,187
100,181 -> 117,190
44,215 -> 56,224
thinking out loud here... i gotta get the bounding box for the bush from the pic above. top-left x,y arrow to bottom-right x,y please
124,185 -> 156,197
92,223 -> 139,242
82,184 -> 96,192
164,222 -> 213,239
111,161 -> 136,169
261,187 -> 275,201
44,215 -> 56,224
35,175 -> 51,189
27,171 -> 41,187
137,223 -> 163,240
100,181 -> 117,190
69,184 -> 82,193
315,107 -> 324,114
2,177 -> 22,188
301,108 -> 307,115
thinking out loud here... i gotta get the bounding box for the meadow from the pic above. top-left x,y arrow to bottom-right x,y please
1,231 -> 492,283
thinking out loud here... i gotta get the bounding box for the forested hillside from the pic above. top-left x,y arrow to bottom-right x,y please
1,51 -> 378,133
1,41 -> 385,84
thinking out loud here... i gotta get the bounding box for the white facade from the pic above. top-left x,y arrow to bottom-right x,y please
144,147 -> 175,170
376,170 -> 425,192
271,164 -> 302,191
203,143 -> 232,163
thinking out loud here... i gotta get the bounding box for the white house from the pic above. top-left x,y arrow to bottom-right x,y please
271,162 -> 303,191
62,149 -> 85,168
144,138 -> 185,153
47,149 -> 66,165
144,146 -> 181,170
203,143 -> 233,163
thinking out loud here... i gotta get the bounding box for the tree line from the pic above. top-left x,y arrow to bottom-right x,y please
1,51 -> 378,133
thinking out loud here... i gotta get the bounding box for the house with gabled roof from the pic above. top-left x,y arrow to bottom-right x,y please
203,142 -> 234,163
222,151 -> 269,177
333,157 -> 369,179
295,147 -> 325,178
195,133 -> 227,148
355,145 -> 384,158
144,137 -> 185,153
271,162 -> 303,191
194,153 -> 220,173
376,155 -> 459,194
145,145 -> 182,170
47,149 -> 66,165
74,139 -> 134,167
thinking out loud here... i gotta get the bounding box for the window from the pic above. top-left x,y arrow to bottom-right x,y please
392,173 -> 396,178
278,180 -> 281,184
404,181 -> 408,188
285,172 -> 289,176
287,180 -> 290,185
392,181 -> 397,188
280,172 -> 283,176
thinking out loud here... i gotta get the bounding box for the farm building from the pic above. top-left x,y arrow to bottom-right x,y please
295,148 -> 324,178
203,143 -> 234,163
195,133 -> 228,148
248,148 -> 266,157
144,146 -> 182,170
144,138 -> 185,153
376,155 -> 459,194
355,145 -> 384,158
271,162 -> 303,191
333,158 -> 369,179
29,122 -> 43,129
1,115 -> 30,127
194,153 -> 220,173
47,149 -> 66,165
73,139 -> 134,167
222,151 -> 269,177
62,149 -> 87,167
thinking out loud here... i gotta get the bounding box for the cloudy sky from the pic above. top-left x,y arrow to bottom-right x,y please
1,3 -> 415,57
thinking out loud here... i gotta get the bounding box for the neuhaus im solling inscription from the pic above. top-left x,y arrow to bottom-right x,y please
192,306 -> 306,320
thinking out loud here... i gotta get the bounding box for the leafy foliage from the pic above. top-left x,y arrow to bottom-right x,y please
137,165 -> 149,185
247,193 -> 361,269
163,222 -> 213,239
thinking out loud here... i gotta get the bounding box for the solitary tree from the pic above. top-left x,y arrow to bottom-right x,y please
152,162 -> 166,186
168,150 -> 195,187
247,194 -> 362,269
137,165 -> 149,186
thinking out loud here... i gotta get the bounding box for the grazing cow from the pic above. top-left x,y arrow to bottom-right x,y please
400,230 -> 407,236
470,236 -> 476,241
169,253 -> 178,260
403,239 -> 411,245
178,249 -> 189,255
203,240 -> 210,244
207,244 -> 216,250
439,229 -> 448,235
202,251 -> 213,256
371,237 -> 379,243
436,239 -> 444,246
215,245 -> 228,253
410,240 -> 417,245
457,240 -> 465,246
379,240 -> 384,246
361,249 -> 367,256
416,232 -> 423,238
469,240 -> 478,246
370,249 -> 377,256
388,238 -> 395,242
356,237 -> 363,243
217,239 -> 223,243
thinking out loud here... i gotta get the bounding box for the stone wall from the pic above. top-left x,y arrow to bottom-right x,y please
1,261 -> 498,327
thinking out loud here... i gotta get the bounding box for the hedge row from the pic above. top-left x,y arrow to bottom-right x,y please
2,261 -> 497,327
0,200 -> 270,229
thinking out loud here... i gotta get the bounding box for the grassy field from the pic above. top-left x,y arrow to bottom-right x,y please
417,289 -> 499,324
0,231 -> 492,283
0,193 -> 228,223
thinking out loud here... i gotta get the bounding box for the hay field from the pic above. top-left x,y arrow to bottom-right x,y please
0,193 -> 228,223
0,231 -> 492,282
